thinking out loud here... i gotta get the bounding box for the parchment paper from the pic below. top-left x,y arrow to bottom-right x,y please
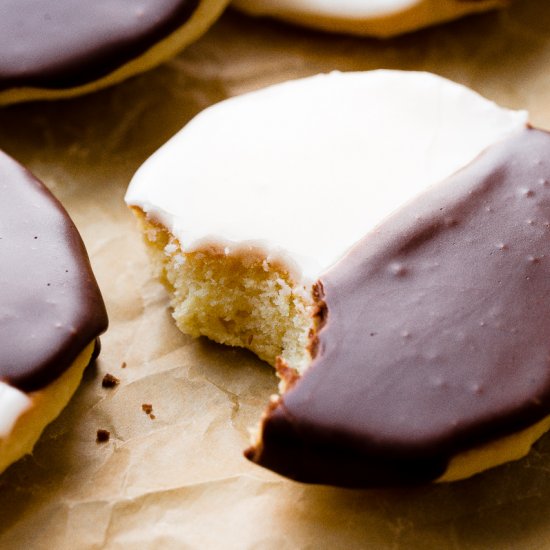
1,1 -> 550,548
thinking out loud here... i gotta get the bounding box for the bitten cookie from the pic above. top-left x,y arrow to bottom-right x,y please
125,71 -> 550,487
0,152 -> 108,474
232,0 -> 508,37
0,0 -> 229,106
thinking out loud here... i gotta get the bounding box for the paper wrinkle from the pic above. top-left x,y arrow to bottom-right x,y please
0,2 -> 550,548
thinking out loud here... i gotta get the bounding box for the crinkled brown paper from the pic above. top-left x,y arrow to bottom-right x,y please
1,2 -> 550,548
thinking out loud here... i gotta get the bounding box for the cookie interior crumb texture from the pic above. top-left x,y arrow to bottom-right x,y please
133,211 -> 314,379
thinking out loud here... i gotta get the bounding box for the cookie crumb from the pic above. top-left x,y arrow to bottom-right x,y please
102,373 -> 120,388
121,361 -> 127,369
142,403 -> 153,415
96,429 -> 110,443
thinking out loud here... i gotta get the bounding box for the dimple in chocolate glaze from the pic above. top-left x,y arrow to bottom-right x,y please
0,151 -> 108,392
0,0 -> 199,90
247,128 -> 550,487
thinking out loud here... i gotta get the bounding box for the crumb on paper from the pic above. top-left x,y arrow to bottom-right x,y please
121,361 -> 127,369
96,429 -> 110,443
142,403 -> 156,419
102,373 -> 120,388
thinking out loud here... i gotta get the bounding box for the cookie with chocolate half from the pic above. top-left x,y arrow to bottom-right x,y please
0,152 -> 108,474
126,71 -> 550,487
232,0 -> 508,37
0,0 -> 229,105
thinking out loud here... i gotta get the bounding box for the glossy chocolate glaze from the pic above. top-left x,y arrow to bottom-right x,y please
0,151 -> 108,392
248,128 -> 550,487
0,0 -> 199,90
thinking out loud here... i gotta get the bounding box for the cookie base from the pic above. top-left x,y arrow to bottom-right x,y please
0,341 -> 96,475
439,414 -> 550,482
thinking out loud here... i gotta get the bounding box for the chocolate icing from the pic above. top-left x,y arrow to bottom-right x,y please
247,128 -> 550,487
0,151 -> 108,392
0,0 -> 199,91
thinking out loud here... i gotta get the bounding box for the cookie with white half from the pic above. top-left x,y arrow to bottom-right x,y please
126,71 -> 550,487
0,152 -> 108,474
232,0 -> 508,37
0,0 -> 229,106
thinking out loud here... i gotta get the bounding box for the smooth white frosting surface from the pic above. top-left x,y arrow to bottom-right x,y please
233,0 -> 420,18
0,382 -> 31,439
126,70 -> 528,284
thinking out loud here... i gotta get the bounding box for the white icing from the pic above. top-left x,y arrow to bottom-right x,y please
126,70 -> 528,285
233,0 -> 420,19
0,382 -> 31,439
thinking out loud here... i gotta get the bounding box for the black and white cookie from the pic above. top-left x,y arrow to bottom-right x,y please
0,152 -> 108,473
125,71 -> 550,487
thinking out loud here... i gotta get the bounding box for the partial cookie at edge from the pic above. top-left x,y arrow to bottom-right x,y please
0,151 -> 108,473
0,0 -> 229,105
232,0 -> 508,37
